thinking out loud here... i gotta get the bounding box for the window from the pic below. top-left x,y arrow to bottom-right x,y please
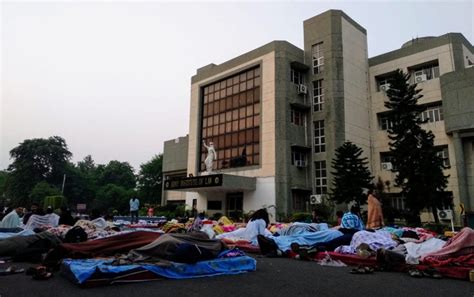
380,152 -> 397,170
313,80 -> 324,112
436,146 -> 450,167
314,120 -> 325,153
411,61 -> 440,83
389,195 -> 406,210
379,114 -> 394,130
290,68 -> 304,85
315,161 -> 327,195
291,150 -> 307,166
420,104 -> 443,123
207,201 -> 223,210
291,108 -> 304,126
377,78 -> 391,92
200,66 -> 261,170
312,42 -> 324,74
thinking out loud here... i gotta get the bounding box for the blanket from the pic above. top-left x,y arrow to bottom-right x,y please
422,227 -> 474,266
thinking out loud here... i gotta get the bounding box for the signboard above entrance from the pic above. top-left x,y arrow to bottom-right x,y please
164,174 -> 223,190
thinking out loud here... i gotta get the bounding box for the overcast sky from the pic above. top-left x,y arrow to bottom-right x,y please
1,1 -> 473,171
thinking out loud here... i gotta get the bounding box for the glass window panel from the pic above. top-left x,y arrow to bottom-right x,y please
231,148 -> 239,158
225,97 -> 232,111
246,129 -> 252,142
247,79 -> 254,90
240,73 -> 246,82
220,89 -> 226,98
207,127 -> 213,137
240,82 -> 246,92
239,107 -> 246,119
225,134 -> 231,147
239,93 -> 246,107
208,103 -> 214,115
254,144 -> 260,154
209,85 -> 214,92
204,95 -> 209,104
203,105 -> 208,117
208,116 -> 213,126
226,87 -> 232,96
233,76 -> 239,85
204,87 -> 209,95
215,91 -> 221,100
239,118 -> 246,130
225,149 -> 231,159
203,129 -> 207,137
232,120 -> 238,132
232,109 -> 239,120
219,124 -> 225,134
218,135 -> 225,148
254,114 -> 260,125
213,125 -> 218,135
226,111 -> 232,121
245,105 -> 253,117
254,77 -> 261,86
247,70 -> 254,79
246,90 -> 254,104
226,78 -> 233,86
221,80 -> 226,89
254,88 -> 260,102
231,133 -> 238,146
246,116 -> 253,128
203,118 -> 208,128
253,127 -> 259,142
214,83 -> 220,91
209,92 -> 214,102
232,95 -> 239,109
213,115 -> 218,125
219,113 -> 225,123
233,85 -> 239,94
254,67 -> 260,77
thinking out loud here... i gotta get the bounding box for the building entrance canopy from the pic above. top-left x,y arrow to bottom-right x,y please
164,174 -> 256,192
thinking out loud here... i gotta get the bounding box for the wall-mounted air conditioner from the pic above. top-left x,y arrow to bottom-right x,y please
310,195 -> 322,204
381,162 -> 393,170
298,84 -> 308,95
437,209 -> 453,220
379,84 -> 390,92
414,71 -> 427,83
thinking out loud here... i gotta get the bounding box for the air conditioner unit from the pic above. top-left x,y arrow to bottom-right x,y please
414,72 -> 427,83
310,195 -> 322,205
295,160 -> 307,168
381,162 -> 393,170
379,84 -> 390,92
437,209 -> 453,220
298,84 -> 308,95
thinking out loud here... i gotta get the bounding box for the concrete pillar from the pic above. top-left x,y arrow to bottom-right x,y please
453,132 -> 470,211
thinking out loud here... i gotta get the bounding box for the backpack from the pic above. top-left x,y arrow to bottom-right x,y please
64,226 -> 88,243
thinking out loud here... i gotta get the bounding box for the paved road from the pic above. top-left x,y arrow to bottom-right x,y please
0,256 -> 472,297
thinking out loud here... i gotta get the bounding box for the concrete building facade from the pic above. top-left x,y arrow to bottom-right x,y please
162,10 -> 474,223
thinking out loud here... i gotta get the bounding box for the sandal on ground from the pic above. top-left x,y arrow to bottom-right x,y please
408,269 -> 423,278
350,266 -> 374,274
0,266 -> 25,275
28,266 -> 53,280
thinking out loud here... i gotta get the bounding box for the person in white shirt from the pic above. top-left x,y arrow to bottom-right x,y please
129,197 -> 140,224
0,207 -> 23,228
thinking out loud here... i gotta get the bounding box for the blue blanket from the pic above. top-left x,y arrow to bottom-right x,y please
63,255 -> 256,284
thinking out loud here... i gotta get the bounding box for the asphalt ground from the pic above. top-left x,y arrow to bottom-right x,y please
0,255 -> 472,297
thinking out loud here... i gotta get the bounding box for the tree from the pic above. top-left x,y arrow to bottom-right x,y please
28,181 -> 62,204
137,154 -> 163,205
97,161 -> 136,189
385,69 -> 449,223
330,141 -> 373,205
6,136 -> 72,206
93,184 -> 134,215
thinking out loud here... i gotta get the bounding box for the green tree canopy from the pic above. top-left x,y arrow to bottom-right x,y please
330,141 -> 373,205
29,181 -> 62,205
385,69 -> 449,223
93,184 -> 134,215
97,160 -> 136,189
137,154 -> 163,204
6,136 -> 72,206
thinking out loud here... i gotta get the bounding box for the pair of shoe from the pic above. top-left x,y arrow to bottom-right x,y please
26,266 -> 53,280
350,266 -> 374,274
0,266 -> 25,275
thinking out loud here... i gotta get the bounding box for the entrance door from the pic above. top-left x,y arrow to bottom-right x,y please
226,192 -> 243,221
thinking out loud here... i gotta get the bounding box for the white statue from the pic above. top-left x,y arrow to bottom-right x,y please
202,140 -> 216,174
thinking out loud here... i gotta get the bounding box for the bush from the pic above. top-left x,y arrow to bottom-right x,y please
291,212 -> 311,222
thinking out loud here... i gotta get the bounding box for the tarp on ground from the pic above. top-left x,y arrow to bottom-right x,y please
62,256 -> 257,285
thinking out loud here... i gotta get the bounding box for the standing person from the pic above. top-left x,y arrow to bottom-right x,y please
23,203 -> 42,225
129,197 -> 140,224
0,207 -> 23,228
202,140 -> 216,173
366,189 -> 384,229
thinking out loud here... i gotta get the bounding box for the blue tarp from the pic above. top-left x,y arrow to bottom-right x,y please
63,255 -> 257,284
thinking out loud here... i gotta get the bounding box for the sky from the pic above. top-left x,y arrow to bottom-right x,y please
1,0 -> 473,171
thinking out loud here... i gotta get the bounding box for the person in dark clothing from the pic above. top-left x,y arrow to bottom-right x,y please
248,208 -> 270,226
23,203 -> 43,225
59,207 -> 75,226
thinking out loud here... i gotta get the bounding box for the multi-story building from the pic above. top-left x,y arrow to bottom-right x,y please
162,10 -> 474,223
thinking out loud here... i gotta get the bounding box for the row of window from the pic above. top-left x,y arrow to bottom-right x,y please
378,104 -> 444,130
376,60 -> 440,92
380,145 -> 450,169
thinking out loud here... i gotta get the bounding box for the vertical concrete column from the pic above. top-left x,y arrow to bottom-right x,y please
453,132 -> 470,211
